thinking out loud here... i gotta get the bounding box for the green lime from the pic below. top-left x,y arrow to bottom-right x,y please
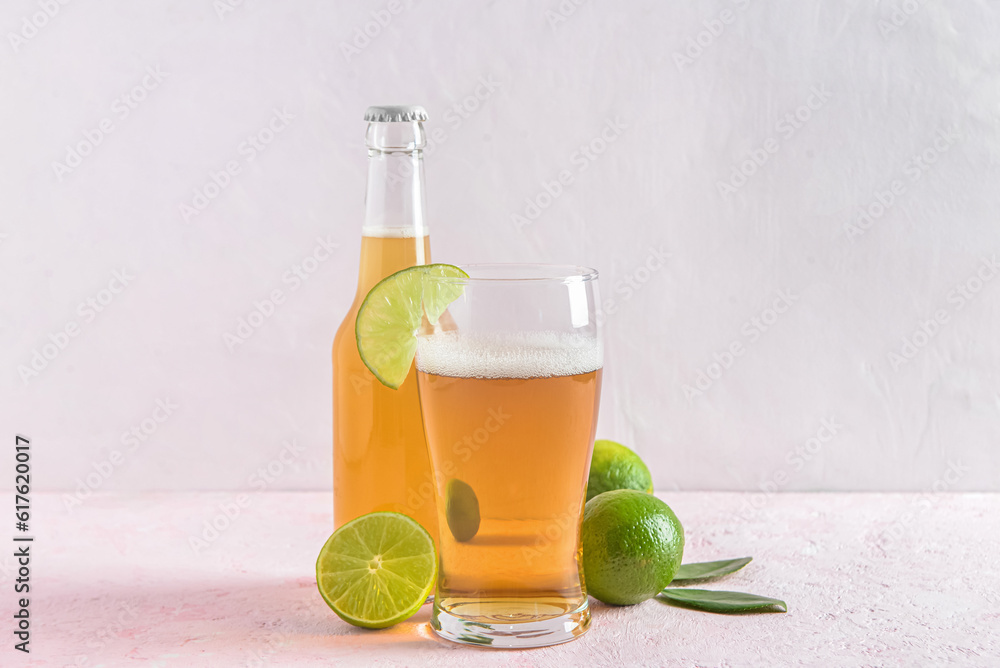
586,439 -> 654,501
315,512 -> 436,629
582,489 -> 684,606
445,478 -> 480,542
355,264 -> 468,389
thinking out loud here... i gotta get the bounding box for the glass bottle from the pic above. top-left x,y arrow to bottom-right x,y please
332,105 -> 437,539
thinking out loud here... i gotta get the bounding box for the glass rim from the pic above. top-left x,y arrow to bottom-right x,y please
429,263 -> 599,283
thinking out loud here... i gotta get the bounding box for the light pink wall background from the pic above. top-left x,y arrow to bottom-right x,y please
2,0 -> 999,493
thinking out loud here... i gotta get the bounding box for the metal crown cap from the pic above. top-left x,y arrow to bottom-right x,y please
364,105 -> 428,123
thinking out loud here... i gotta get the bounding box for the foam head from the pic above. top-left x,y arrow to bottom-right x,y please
362,226 -> 428,238
416,331 -> 603,379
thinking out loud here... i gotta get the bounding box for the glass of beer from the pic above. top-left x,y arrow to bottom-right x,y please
415,264 -> 603,648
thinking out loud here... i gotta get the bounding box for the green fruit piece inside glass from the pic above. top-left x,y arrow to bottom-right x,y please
445,478 -> 480,542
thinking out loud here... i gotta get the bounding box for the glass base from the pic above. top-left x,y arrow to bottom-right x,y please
430,598 -> 590,648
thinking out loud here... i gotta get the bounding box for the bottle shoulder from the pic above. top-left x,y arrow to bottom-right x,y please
332,294 -> 362,345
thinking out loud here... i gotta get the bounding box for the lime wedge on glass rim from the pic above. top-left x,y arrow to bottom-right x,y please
316,512 -> 437,629
355,263 -> 468,389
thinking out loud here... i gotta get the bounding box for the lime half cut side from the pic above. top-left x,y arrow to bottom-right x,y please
316,512 -> 437,629
355,263 -> 468,389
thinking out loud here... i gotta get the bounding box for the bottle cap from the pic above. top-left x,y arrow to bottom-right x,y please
364,105 -> 428,123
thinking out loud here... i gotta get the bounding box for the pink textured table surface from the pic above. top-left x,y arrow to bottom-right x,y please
2,492 -> 998,667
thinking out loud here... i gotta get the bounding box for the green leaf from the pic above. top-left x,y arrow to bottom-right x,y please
672,557 -> 753,583
659,589 -> 787,614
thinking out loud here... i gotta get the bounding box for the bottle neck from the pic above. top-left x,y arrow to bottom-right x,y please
356,150 -> 430,295
362,149 -> 428,238
355,120 -> 430,296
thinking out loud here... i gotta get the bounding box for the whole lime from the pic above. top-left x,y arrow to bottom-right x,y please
586,439 -> 654,501
582,489 -> 684,606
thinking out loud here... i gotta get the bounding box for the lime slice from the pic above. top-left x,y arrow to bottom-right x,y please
316,512 -> 437,629
355,264 -> 468,389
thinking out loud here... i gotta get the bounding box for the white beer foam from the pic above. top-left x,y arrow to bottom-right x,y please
416,331 -> 602,379
362,226 -> 428,238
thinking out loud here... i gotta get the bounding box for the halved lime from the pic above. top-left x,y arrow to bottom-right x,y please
355,264 -> 468,389
316,512 -> 437,629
